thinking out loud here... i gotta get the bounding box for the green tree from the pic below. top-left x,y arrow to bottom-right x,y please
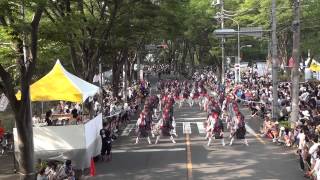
0,0 -> 46,179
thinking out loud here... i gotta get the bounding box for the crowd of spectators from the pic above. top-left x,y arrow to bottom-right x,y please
36,159 -> 75,180
230,68 -> 320,179
191,66 -> 320,178
101,79 -> 151,139
31,101 -> 83,127
143,64 -> 173,79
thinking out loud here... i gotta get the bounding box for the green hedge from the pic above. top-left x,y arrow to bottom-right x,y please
279,120 -> 291,130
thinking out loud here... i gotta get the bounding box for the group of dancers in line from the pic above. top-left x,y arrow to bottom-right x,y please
134,79 -> 249,146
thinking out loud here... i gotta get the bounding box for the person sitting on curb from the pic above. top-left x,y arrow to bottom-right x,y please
279,127 -> 294,147
270,121 -> 280,142
261,114 -> 272,137
56,160 -> 75,180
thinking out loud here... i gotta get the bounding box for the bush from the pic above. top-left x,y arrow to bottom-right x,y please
279,120 -> 291,130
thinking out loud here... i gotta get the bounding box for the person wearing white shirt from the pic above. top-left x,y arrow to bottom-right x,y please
308,154 -> 320,180
309,136 -> 320,167
300,91 -> 309,102
110,104 -> 115,115
74,103 -> 81,113
32,115 -> 39,125
297,129 -> 306,150
94,101 -> 100,115
128,88 -> 133,100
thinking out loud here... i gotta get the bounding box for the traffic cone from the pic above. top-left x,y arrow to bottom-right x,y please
90,158 -> 96,176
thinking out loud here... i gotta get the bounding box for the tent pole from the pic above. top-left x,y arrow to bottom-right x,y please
81,103 -> 84,124
41,102 -> 43,117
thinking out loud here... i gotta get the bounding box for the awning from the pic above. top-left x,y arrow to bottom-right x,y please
16,60 -> 99,102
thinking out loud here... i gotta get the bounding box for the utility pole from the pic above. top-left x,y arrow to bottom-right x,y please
220,0 -> 225,85
290,0 -> 301,124
271,0 -> 279,121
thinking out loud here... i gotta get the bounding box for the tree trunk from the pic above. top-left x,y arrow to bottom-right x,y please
189,46 -> 195,75
112,49 -> 128,97
123,59 -> 128,102
112,60 -> 121,97
271,0 -> 279,120
290,0 -> 301,125
15,83 -> 35,180
183,41 -> 188,73
212,55 -> 221,81
0,3 -> 44,179
128,61 -> 133,87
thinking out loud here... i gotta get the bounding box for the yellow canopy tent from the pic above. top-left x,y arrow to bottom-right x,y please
16,60 -> 99,102
309,59 -> 320,72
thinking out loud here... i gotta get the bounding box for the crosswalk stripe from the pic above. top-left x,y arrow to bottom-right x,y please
119,122 -> 224,136
176,121 -> 202,125
196,122 -> 206,134
121,124 -> 135,136
175,117 -> 206,121
183,122 -> 191,134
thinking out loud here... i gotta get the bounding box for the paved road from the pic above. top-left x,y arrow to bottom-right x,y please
0,75 -> 304,180
89,101 -> 304,180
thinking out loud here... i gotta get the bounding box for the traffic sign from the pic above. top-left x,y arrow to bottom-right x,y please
240,27 -> 264,37
214,27 -> 265,38
213,29 -> 237,38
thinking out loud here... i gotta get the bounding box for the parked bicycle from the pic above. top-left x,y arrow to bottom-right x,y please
0,132 -> 13,155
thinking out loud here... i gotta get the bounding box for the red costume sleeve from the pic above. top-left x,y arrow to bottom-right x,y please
0,127 -> 4,138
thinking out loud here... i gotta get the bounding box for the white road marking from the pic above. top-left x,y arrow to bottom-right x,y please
196,122 -> 206,134
112,148 -> 185,153
175,117 -> 206,121
121,124 -> 135,136
183,122 -> 191,134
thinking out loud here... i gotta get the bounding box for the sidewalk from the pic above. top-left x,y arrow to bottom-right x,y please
0,152 -> 18,179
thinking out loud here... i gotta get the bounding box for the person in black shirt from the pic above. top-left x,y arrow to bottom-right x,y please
71,108 -> 79,124
100,122 -> 112,162
45,110 -> 53,126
